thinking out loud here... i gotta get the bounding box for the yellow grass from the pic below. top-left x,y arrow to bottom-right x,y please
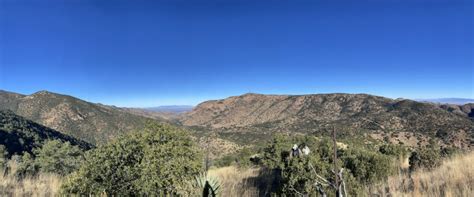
209,152 -> 474,197
0,160 -> 62,197
369,151 -> 474,197
207,166 -> 261,196
0,172 -> 62,197
1,152 -> 472,196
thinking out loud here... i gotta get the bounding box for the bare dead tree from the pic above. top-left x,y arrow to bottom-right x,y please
332,126 -> 349,197
332,126 -> 340,196
288,126 -> 349,197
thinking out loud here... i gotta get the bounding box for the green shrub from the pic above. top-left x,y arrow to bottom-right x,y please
61,123 -> 203,195
280,154 -> 332,195
409,147 -> 441,171
343,149 -> 395,184
34,140 -> 84,175
15,152 -> 40,178
440,147 -> 461,158
214,147 -> 256,168
378,144 -> 408,158
0,145 -> 6,170
0,145 -> 7,176
261,134 -> 293,170
260,134 -> 397,195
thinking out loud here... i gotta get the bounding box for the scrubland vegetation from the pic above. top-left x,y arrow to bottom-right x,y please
0,124 -> 472,196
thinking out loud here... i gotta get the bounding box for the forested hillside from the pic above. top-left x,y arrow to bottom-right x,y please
0,110 -> 91,157
0,90 -> 163,144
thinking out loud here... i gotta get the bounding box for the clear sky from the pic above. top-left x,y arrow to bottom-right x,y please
1,0 -> 473,107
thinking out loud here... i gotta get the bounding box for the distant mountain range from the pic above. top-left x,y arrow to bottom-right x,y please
0,90 -> 472,150
144,105 -> 194,113
416,98 -> 474,105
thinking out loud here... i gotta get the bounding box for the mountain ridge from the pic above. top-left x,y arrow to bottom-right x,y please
0,90 -> 164,144
180,93 -> 473,149
2,90 -> 472,149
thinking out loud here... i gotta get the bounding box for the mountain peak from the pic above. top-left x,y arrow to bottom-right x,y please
32,90 -> 54,95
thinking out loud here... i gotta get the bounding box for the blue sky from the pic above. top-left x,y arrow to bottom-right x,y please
1,0 -> 473,107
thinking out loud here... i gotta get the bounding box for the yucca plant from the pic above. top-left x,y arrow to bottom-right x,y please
195,173 -> 220,197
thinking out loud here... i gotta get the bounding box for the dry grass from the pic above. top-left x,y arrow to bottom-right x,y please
209,152 -> 473,197
0,160 -> 62,197
0,173 -> 62,197
1,152 -> 471,196
368,151 -> 474,197
208,166 -> 260,196
207,166 -> 277,197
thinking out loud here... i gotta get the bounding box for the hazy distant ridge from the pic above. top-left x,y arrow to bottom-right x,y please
144,105 -> 194,113
416,98 -> 474,105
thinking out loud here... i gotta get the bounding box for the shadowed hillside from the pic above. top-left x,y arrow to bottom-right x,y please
0,110 -> 92,156
0,90 -> 163,144
180,93 -> 473,149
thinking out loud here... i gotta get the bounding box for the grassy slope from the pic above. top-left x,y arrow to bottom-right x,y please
208,151 -> 474,196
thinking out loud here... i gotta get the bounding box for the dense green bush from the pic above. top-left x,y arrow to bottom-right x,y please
280,153 -> 332,195
260,134 -> 398,196
440,147 -> 461,158
0,145 -> 6,170
214,147 -> 256,168
15,152 -> 40,178
260,134 -> 333,195
409,147 -> 441,171
2,140 -> 84,178
261,134 -> 293,170
343,149 -> 394,184
61,123 -> 203,195
34,140 -> 84,175
378,144 -> 408,158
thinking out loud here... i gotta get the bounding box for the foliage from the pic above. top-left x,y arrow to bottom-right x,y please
61,123 -> 203,195
260,134 -> 398,196
440,147 -> 461,158
343,149 -> 394,184
195,173 -> 220,197
0,110 -> 91,157
378,144 -> 409,158
0,91 -> 162,145
15,153 -> 40,178
214,147 -> 257,168
0,145 -> 6,170
261,134 -> 292,170
409,147 -> 442,171
280,155 -> 332,195
34,140 -> 84,175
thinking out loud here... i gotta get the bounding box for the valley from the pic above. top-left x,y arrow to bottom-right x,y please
0,89 -> 472,196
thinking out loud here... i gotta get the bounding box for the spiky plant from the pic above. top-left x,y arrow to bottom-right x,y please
195,173 -> 220,197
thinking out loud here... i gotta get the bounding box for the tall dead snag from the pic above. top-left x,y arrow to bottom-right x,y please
305,127 -> 347,197
287,127 -> 348,196
332,126 -> 339,196
332,126 -> 347,197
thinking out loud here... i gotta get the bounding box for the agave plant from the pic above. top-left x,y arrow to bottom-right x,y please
195,173 -> 220,197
